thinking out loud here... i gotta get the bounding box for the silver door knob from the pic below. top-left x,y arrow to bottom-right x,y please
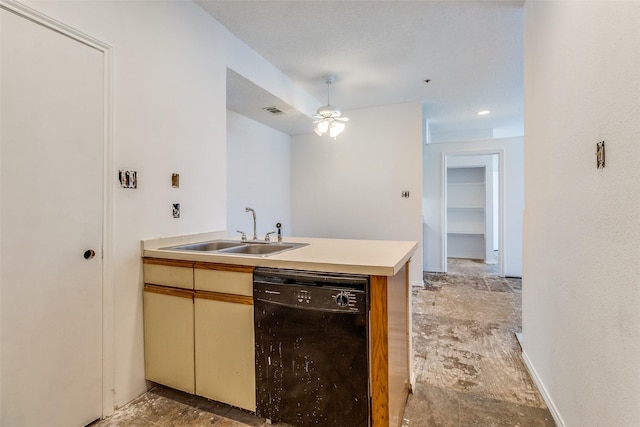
83,249 -> 96,260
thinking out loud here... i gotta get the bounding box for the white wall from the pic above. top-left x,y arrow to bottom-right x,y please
291,102 -> 424,285
227,110 -> 291,239
423,137 -> 523,277
430,128 -> 493,144
17,0 -> 314,410
523,2 -> 640,426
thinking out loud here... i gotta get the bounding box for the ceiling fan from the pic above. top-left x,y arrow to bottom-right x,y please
313,76 -> 349,139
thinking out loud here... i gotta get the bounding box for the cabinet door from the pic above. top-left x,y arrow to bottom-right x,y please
195,295 -> 256,411
144,286 -> 195,394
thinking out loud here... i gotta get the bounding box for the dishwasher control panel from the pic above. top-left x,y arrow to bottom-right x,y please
254,268 -> 368,314
293,289 -> 358,308
255,283 -> 366,313
296,289 -> 311,304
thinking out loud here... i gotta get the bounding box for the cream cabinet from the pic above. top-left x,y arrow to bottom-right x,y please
194,263 -> 255,411
194,262 -> 253,295
195,293 -> 255,411
143,258 -> 194,289
142,258 -> 255,411
143,285 -> 195,394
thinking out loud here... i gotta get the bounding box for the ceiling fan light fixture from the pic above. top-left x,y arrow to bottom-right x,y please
314,120 -> 329,136
317,105 -> 342,119
329,121 -> 345,139
313,76 -> 348,139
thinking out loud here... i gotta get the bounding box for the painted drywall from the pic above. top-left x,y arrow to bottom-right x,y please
523,2 -> 640,426
430,124 -> 523,144
430,128 -> 493,144
13,0 -> 315,411
423,137 -> 523,277
227,110 -> 291,239
291,102 -> 424,286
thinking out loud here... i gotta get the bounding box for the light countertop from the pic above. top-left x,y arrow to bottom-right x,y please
142,232 -> 417,277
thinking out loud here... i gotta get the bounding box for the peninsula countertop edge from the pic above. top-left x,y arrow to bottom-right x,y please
142,232 -> 418,277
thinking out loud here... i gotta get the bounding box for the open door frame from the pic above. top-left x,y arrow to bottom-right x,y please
441,149 -> 505,277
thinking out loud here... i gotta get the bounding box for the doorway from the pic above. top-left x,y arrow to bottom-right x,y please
442,152 -> 504,277
1,4 -> 112,425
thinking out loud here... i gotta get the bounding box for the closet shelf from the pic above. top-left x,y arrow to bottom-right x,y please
447,166 -> 487,260
447,206 -> 485,210
447,182 -> 486,186
447,231 -> 485,236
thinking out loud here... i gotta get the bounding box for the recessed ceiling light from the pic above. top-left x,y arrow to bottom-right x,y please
478,110 -> 490,116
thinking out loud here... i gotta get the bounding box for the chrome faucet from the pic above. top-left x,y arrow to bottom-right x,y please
245,207 -> 258,241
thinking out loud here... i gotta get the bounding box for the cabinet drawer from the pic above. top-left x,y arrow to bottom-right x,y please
194,264 -> 253,296
143,258 -> 194,289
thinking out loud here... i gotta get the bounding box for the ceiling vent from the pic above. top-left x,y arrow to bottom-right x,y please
262,106 -> 285,115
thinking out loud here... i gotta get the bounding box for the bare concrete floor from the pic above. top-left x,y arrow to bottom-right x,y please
92,259 -> 554,427
402,258 -> 554,427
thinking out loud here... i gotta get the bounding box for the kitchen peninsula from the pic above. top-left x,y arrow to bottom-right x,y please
142,232 -> 417,427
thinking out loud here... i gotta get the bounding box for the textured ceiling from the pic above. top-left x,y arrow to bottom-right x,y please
199,0 -> 524,137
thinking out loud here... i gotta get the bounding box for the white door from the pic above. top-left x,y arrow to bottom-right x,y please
1,8 -> 104,427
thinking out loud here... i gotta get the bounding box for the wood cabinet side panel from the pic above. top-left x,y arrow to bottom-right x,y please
387,264 -> 411,426
143,291 -> 195,394
370,275 -> 390,426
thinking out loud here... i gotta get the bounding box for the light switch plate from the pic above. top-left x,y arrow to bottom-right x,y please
118,170 -> 137,189
596,141 -> 605,169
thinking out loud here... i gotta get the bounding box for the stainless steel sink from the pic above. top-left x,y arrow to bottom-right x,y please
218,243 -> 306,256
161,240 -> 307,257
161,240 -> 245,252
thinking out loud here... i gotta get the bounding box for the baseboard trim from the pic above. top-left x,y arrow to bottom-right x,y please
521,350 -> 566,427
515,332 -> 523,350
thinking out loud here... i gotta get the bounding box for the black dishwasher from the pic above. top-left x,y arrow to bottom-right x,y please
253,267 -> 369,427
